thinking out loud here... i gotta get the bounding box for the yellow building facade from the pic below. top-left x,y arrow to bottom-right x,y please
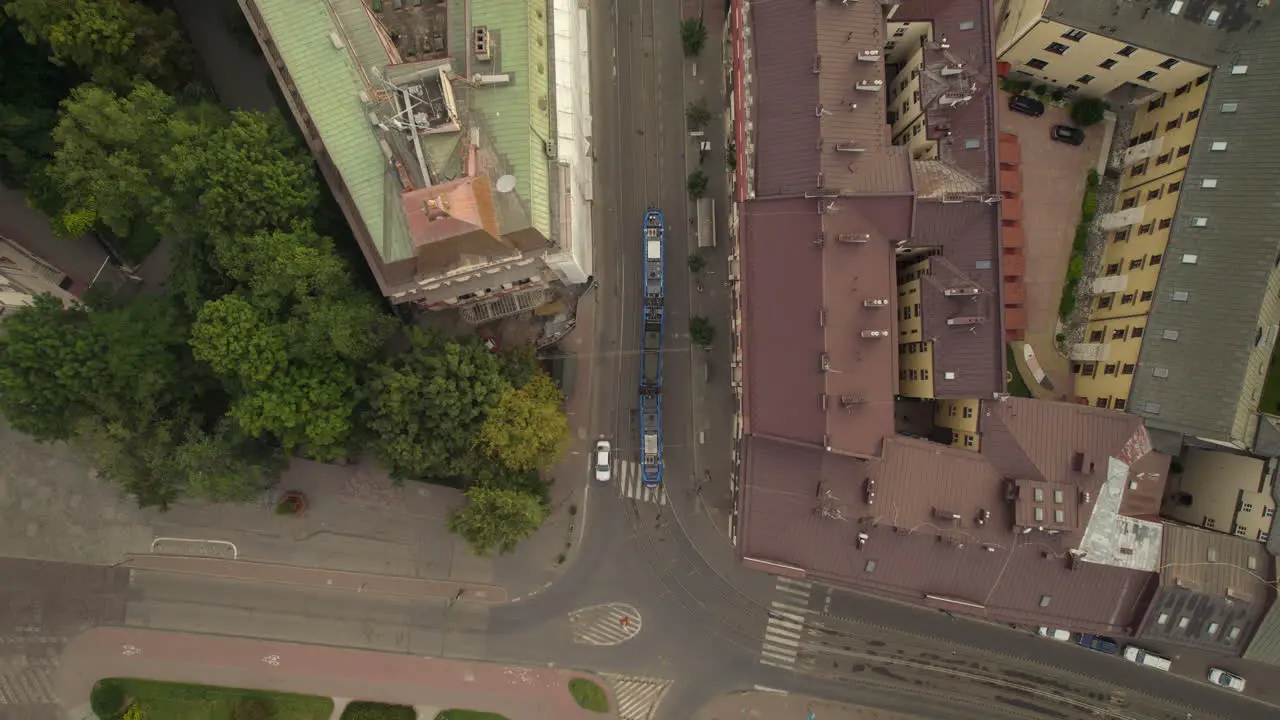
1071,78 -> 1210,409
995,1 -> 1211,98
934,399 -> 981,451
897,259 -> 934,398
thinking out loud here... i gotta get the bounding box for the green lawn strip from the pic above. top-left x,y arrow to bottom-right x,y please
1005,344 -> 1034,398
98,678 -> 332,720
434,711 -> 510,720
342,701 -> 417,720
567,677 -> 609,713
1260,346 -> 1280,414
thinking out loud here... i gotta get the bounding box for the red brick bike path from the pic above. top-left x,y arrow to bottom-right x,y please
58,627 -> 616,719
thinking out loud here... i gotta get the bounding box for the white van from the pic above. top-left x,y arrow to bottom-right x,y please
1123,645 -> 1171,671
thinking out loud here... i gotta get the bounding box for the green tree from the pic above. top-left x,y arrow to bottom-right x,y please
1071,97 -> 1108,127
687,169 -> 709,199
161,111 -> 318,238
160,421 -> 284,503
680,18 -> 707,57
0,295 -> 99,439
477,372 -> 568,472
448,485 -> 548,556
41,82 -> 196,255
497,343 -> 540,390
689,315 -> 715,348
3,0 -> 191,90
366,330 -> 509,480
687,251 -> 707,274
685,100 -> 711,131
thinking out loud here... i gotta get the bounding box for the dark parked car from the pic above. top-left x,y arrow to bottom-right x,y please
1051,124 -> 1086,146
1078,633 -> 1119,654
1008,94 -> 1045,118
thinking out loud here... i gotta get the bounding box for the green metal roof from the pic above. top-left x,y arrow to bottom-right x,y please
255,0 -> 414,262
451,0 -> 553,238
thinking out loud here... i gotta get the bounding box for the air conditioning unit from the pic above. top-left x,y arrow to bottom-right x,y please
474,26 -> 492,61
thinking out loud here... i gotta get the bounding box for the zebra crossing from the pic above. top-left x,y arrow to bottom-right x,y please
0,662 -> 55,705
569,602 -> 643,645
759,576 -> 814,670
600,673 -> 672,720
614,460 -> 668,505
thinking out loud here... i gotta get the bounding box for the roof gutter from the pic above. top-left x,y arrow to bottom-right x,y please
983,0 -> 1009,391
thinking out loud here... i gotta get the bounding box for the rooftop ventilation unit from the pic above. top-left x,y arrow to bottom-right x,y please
813,55 -> 822,74
857,50 -> 881,62
947,315 -> 986,326
835,142 -> 864,152
940,64 -> 965,76
943,286 -> 982,296
863,298 -> 889,307
838,233 -> 870,243
473,26 -> 492,61
856,80 -> 884,92
330,31 -> 346,49
840,395 -> 865,407
820,353 -> 831,372
813,232 -> 826,247
939,93 -> 972,106
860,330 -> 890,338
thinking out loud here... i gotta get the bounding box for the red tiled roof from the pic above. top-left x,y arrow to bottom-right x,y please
999,169 -> 1022,194
1002,252 -> 1026,276
739,398 -> 1161,632
1001,225 -> 1025,248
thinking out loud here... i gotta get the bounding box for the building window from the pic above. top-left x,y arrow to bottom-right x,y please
1130,161 -> 1148,177
1113,228 -> 1130,242
1155,153 -> 1171,166
900,370 -> 907,380
1076,74 -> 1094,85
1034,506 -> 1045,522
1221,102 -> 1238,113
1173,82 -> 1191,97
1242,502 -> 1254,513
920,369 -> 929,380
1140,291 -> 1153,302
893,27 -> 907,37
1197,72 -> 1210,85
1045,42 -> 1070,55
1113,329 -> 1127,340
1187,108 -> 1200,121
1099,58 -> 1118,70
963,435 -> 974,448
1097,295 -> 1113,309
1122,364 -> 1136,375
1129,258 -> 1145,270
1150,253 -> 1162,265
1160,58 -> 1180,70
1121,293 -> 1135,305
1132,327 -> 1144,338
1180,144 -> 1194,156
1114,399 -> 1127,410
1090,330 -> 1104,342
1054,509 -> 1066,523
1209,141 -> 1227,152
1034,488 -> 1045,502
1235,525 -> 1248,537
1265,507 -> 1275,518
1117,45 -> 1137,57
1205,517 -> 1216,529
1105,263 -> 1121,276
1065,84 -> 1080,93
1139,223 -> 1154,235
1083,362 -> 1097,375
1026,58 -> 1049,70
1147,96 -> 1165,113
1062,28 -> 1087,41
1260,530 -> 1271,542
1165,117 -> 1182,131
1104,363 -> 1118,375
1139,70 -> 1159,82
1053,490 -> 1064,504
909,369 -> 917,380
1168,181 -> 1181,193
1147,188 -> 1162,201
962,406 -> 974,419
1158,218 -> 1172,229
1172,290 -> 1190,301
1177,616 -> 1191,629
1039,594 -> 1052,608
1121,196 -> 1138,210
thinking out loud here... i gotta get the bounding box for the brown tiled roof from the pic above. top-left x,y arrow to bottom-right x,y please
739,398 -> 1161,632
750,0 -> 819,197
1159,524 -> 1275,600
815,0 -> 912,195
741,198 -> 826,444
1120,450 -> 1170,520
912,201 -> 1005,398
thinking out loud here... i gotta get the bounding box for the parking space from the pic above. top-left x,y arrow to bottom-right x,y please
998,91 -> 1106,390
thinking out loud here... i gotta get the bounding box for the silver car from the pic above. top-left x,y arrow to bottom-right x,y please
1208,668 -> 1245,692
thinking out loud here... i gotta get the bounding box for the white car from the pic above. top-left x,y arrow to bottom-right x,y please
1123,645 -> 1171,671
1037,627 -> 1071,642
1207,668 -> 1245,692
594,440 -> 612,482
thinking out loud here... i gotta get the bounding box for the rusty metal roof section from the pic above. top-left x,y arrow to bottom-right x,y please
740,398 -> 1166,631
741,199 -> 827,445
814,0 -> 912,195
750,0 -> 820,197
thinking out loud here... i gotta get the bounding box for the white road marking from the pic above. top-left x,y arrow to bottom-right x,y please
614,460 -> 668,505
758,576 -> 816,670
569,602 -> 643,646
601,673 -> 672,720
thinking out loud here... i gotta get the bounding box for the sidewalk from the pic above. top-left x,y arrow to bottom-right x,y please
58,627 -> 617,720
695,690 -> 922,720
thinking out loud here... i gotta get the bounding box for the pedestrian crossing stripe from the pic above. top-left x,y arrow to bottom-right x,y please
613,460 -> 667,505
758,576 -> 814,670
569,602 -> 643,646
600,673 -> 672,720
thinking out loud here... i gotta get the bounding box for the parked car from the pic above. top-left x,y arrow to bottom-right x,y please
1051,124 -> 1086,146
1037,627 -> 1072,642
1207,668 -> 1246,692
1077,634 -> 1119,654
1123,645 -> 1172,671
594,440 -> 612,482
1008,94 -> 1045,117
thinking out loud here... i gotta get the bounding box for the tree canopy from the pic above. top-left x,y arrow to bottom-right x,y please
477,372 -> 568,472
447,485 -> 549,556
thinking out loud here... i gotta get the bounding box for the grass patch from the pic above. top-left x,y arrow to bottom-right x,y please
435,711 -> 510,720
1261,346 -> 1280,414
342,700 -> 417,720
100,678 -> 332,720
568,678 -> 609,713
1005,345 -> 1034,398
